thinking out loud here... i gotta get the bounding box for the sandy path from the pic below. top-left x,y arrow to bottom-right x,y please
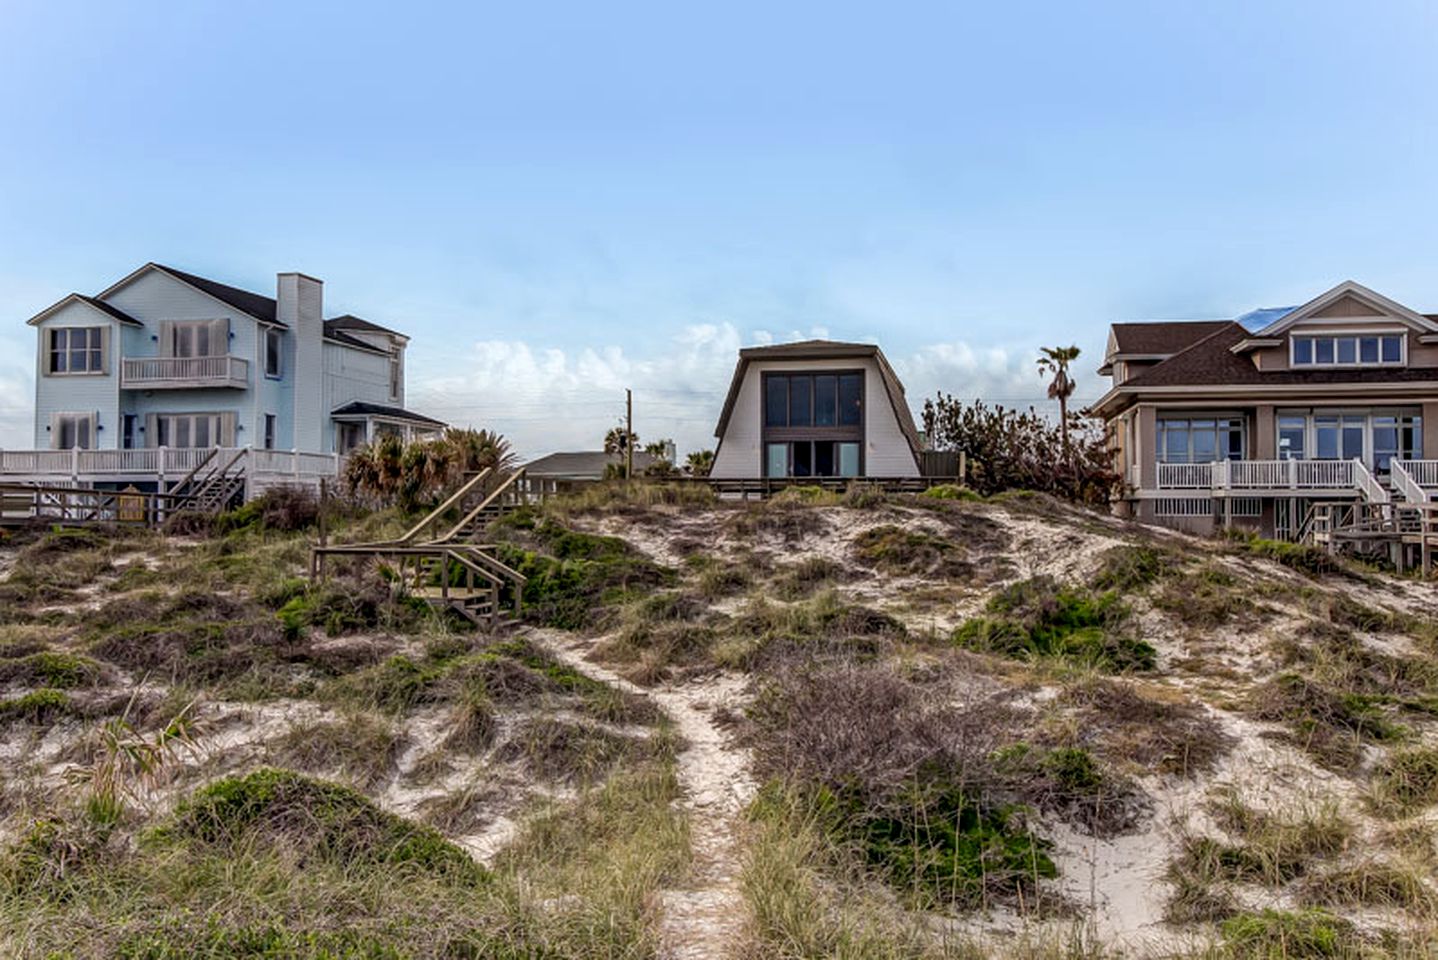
524,627 -> 756,960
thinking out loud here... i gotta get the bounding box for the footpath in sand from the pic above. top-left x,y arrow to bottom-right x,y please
524,626 -> 757,960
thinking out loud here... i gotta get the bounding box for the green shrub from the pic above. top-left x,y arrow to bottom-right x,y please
953,577 -> 1154,671
0,650 -> 99,688
1089,544 -> 1178,591
0,689 -> 71,725
1228,532 -> 1342,578
852,525 -> 970,578
1219,908 -> 1356,958
921,484 -> 981,501
494,519 -> 670,630
169,768 -> 485,884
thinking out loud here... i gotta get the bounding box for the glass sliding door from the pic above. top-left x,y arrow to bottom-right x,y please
1276,410 -> 1422,472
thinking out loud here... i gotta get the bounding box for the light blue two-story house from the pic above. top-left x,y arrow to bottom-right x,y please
5,262 -> 444,492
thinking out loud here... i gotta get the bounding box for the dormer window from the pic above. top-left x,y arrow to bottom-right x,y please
1292,333 -> 1403,367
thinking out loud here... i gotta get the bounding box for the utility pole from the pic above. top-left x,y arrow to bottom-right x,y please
625,388 -> 634,481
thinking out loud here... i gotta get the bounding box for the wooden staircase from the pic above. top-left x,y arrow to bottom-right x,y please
167,448 -> 249,515
311,468 -> 530,626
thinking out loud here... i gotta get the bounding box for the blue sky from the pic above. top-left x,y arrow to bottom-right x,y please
2,0 -> 1437,458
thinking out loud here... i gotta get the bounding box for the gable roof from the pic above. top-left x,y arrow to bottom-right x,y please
1253,280 -> 1438,336
326,314 -> 404,338
1108,321 -> 1231,357
712,340 -> 923,467
523,450 -> 659,479
26,293 -> 143,327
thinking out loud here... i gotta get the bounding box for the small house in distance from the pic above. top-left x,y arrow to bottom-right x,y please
522,450 -> 659,496
710,340 -> 922,480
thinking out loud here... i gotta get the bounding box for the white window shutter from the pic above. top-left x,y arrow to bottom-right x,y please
49,412 -> 61,450
84,412 -> 98,450
220,411 -> 237,447
100,326 -> 111,375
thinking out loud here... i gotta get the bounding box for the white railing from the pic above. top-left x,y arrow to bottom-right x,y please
1390,460 -> 1427,504
120,355 -> 249,387
1156,463 -> 1215,489
1157,458 -> 1364,493
1229,460 -> 1292,489
0,446 -> 340,481
1352,459 -> 1389,504
1397,459 -> 1438,489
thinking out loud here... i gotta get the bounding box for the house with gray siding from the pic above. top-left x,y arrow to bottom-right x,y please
6,262 -> 443,491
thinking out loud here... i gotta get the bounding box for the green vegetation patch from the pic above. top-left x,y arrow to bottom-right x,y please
1226,531 -> 1347,579
852,525 -> 972,579
1250,671 -> 1406,771
493,514 -> 672,630
1219,908 -> 1358,959
953,576 -> 1154,672
1153,563 -> 1258,628
0,688 -> 71,726
1089,544 -> 1180,592
716,591 -> 906,671
0,650 -> 100,689
801,782 -> 1056,909
169,768 -> 485,884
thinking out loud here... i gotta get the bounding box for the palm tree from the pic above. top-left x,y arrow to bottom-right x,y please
439,427 -> 519,479
1037,345 -> 1081,456
604,426 -> 637,456
686,450 -> 715,477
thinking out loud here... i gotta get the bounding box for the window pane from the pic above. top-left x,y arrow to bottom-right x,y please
1342,423 -> 1364,460
1293,338 -> 1312,364
1315,338 -> 1334,364
194,416 -> 210,448
765,377 -> 788,428
175,418 -> 190,448
1163,426 -> 1189,463
766,443 -> 788,478
1360,337 -> 1379,363
838,374 -> 862,426
838,442 -> 860,477
1315,419 -> 1338,459
51,348 -> 65,373
59,418 -> 74,449
793,441 -> 813,477
814,375 -> 837,426
1336,337 -> 1356,363
1382,335 -> 1402,362
196,325 -> 210,357
1226,426 -> 1244,460
1278,425 -> 1304,460
1191,429 -> 1216,463
814,441 -> 835,477
76,418 -> 91,450
789,376 -> 812,427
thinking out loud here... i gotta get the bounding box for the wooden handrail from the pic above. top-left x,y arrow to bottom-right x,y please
438,468 -> 525,542
399,467 -> 493,543
166,447 -> 219,495
455,543 -> 527,586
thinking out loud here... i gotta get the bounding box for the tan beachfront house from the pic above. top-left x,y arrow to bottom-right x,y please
1090,281 -> 1438,538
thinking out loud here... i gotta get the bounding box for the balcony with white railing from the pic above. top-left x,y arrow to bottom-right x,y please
120,355 -> 249,389
0,446 -> 341,485
1155,458 -> 1378,498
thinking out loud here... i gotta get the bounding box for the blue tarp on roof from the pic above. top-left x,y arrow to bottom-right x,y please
1236,306 -> 1296,333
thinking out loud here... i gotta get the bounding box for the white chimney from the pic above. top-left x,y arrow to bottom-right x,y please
277,272 -> 324,452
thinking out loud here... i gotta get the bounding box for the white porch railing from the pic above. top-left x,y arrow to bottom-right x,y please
1393,460 -> 1438,504
1352,459 -> 1390,505
0,446 -> 340,484
1156,459 -> 1370,495
120,355 -> 249,388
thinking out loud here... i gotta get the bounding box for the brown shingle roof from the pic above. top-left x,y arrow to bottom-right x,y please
1109,320 -> 1231,356
1123,322 -> 1438,387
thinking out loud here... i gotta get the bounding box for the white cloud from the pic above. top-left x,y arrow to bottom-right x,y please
407,324 -> 1098,463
